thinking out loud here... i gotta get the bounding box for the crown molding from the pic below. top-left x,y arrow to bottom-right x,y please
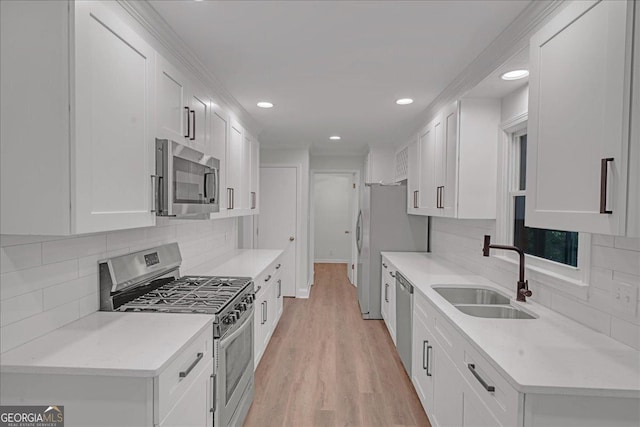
117,0 -> 263,136
400,0 -> 566,145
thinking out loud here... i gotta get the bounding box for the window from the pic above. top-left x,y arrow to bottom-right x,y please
509,130 -> 579,267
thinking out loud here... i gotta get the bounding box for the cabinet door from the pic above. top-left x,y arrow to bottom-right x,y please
210,106 -> 228,214
388,279 -> 396,344
74,0 -> 156,233
250,139 -> 260,213
160,358 -> 214,427
156,56 -> 188,143
412,310 -> 435,417
527,0 -> 632,234
227,120 -> 244,212
418,118 -> 440,214
441,102 -> 458,217
462,384 -> 501,427
431,344 -> 464,427
187,88 -> 210,155
407,139 -> 421,214
241,133 -> 253,211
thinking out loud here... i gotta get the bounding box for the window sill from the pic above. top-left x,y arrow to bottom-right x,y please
493,255 -> 589,300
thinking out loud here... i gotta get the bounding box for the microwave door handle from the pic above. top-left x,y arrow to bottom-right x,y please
204,172 -> 209,199
213,169 -> 219,204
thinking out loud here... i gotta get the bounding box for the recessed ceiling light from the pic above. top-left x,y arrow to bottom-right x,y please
329,136 -> 341,141
396,98 -> 414,105
257,101 -> 274,108
500,69 -> 529,81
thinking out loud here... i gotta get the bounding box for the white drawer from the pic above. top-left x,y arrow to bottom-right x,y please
461,343 -> 520,427
155,323 -> 213,425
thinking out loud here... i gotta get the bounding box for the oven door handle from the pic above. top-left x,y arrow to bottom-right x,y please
219,307 -> 255,347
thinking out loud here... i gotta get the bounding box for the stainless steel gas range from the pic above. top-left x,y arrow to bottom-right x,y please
99,243 -> 255,427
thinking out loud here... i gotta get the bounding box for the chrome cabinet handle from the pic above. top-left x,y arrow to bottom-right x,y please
261,302 -> 266,324
382,263 -> 388,269
385,283 -> 388,302
184,106 -> 190,138
227,188 -> 233,210
264,275 -> 271,282
390,271 -> 396,278
600,158 -> 614,214
179,352 -> 203,379
189,110 -> 196,140
277,279 -> 281,298
276,263 -> 282,270
468,363 -> 495,392
413,190 -> 418,208
426,344 -> 432,376
251,191 -> 256,209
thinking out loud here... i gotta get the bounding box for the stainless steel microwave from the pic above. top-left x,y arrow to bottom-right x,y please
153,139 -> 220,218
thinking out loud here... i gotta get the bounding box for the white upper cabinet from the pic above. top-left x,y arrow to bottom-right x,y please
365,148 -> 395,184
526,0 -> 635,235
210,105 -> 228,217
156,56 -> 188,143
74,1 -> 157,234
1,0 -> 157,235
407,138 -> 420,214
241,133 -> 253,212
409,99 -> 500,219
227,119 -> 244,214
250,138 -> 260,213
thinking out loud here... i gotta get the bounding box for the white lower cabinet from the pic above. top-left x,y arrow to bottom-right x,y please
381,256 -> 397,343
160,358 -> 214,427
408,272 -> 637,427
253,255 -> 285,369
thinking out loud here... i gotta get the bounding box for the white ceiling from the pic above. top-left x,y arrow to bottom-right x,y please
464,48 -> 529,99
149,0 -> 532,154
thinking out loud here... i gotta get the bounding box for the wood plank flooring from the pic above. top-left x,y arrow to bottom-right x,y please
244,263 -> 431,427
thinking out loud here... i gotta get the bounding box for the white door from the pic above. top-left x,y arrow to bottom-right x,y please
313,173 -> 354,263
188,88 -> 210,154
227,121 -> 243,212
258,167 -> 297,297
526,0 -> 631,235
210,106 -> 228,214
74,0 -> 156,233
407,139 -> 420,214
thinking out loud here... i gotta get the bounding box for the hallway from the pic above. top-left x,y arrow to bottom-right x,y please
244,263 -> 431,427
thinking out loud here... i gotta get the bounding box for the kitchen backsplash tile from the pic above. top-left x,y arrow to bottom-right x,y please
0,217 -> 238,353
431,217 -> 640,350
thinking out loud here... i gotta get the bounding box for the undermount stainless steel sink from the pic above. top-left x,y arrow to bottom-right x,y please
455,304 -> 537,320
434,287 -> 511,305
433,286 -> 537,319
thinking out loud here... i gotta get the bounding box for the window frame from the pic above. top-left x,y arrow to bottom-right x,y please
496,116 -> 591,290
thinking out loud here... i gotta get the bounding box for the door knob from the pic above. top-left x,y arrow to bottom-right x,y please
289,236 -> 295,241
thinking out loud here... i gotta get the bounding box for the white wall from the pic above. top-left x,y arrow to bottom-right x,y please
260,148 -> 311,296
313,174 -> 353,262
500,83 -> 528,123
310,155 -> 365,175
0,218 -> 238,353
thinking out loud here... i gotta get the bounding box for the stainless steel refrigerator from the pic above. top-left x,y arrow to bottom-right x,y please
356,183 -> 428,319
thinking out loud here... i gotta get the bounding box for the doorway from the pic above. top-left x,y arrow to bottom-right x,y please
310,171 -> 359,285
257,166 -> 298,297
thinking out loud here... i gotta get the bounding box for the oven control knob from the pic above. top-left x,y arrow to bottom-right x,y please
227,313 -> 238,324
238,303 -> 248,311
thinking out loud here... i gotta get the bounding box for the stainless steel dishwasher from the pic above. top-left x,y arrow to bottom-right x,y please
395,272 -> 413,376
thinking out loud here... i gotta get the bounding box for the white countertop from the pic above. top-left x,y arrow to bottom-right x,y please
0,312 -> 213,377
382,252 -> 640,398
189,249 -> 283,279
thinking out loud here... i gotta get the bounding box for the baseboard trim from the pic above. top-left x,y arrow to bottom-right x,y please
297,288 -> 310,299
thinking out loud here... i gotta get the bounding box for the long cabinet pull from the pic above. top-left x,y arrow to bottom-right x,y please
179,352 -> 203,379
277,279 -> 281,298
384,283 -> 388,302
189,110 -> 196,140
600,158 -> 614,214
184,106 -> 190,138
422,340 -> 428,370
426,344 -> 432,376
251,191 -> 256,209
468,363 -> 495,392
413,190 -> 419,208
261,302 -> 266,324
227,188 -> 233,210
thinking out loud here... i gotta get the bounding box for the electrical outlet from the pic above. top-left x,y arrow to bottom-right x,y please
611,281 -> 638,317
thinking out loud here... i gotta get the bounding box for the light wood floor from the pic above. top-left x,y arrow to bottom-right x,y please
243,263 -> 431,427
